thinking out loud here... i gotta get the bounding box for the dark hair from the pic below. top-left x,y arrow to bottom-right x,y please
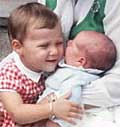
8,2 -> 59,43
87,32 -> 116,71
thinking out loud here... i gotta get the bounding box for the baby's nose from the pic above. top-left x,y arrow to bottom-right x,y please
67,40 -> 72,47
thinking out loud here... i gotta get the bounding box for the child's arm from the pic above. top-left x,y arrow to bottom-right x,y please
0,91 -> 82,125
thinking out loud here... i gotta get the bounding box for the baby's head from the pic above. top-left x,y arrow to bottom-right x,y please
65,31 -> 116,71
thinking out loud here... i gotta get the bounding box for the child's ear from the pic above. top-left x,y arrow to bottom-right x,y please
78,57 -> 87,66
11,39 -> 23,55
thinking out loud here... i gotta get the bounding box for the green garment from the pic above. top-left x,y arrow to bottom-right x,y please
46,0 -> 57,10
44,0 -> 106,40
69,0 -> 106,39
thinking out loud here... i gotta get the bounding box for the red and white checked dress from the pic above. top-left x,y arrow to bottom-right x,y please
0,59 -> 45,127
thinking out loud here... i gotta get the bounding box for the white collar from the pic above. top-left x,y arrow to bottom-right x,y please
59,59 -> 104,74
13,51 -> 42,83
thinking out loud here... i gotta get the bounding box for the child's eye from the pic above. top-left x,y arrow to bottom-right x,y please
56,42 -> 63,46
38,44 -> 48,48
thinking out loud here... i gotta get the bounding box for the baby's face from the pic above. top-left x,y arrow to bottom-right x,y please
65,38 -> 86,67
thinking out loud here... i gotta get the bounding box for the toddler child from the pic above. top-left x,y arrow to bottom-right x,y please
0,2 -> 81,127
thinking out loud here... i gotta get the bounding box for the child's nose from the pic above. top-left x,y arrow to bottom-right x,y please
49,46 -> 59,55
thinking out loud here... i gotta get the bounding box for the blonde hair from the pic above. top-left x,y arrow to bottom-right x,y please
8,2 -> 59,43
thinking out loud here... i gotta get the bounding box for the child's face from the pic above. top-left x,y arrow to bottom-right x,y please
17,23 -> 64,72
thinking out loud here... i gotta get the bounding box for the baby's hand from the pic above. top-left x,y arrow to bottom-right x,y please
52,92 -> 84,125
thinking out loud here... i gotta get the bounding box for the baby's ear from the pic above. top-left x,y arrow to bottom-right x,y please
78,57 -> 87,66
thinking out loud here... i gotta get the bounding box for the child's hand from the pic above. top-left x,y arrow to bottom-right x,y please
52,92 -> 84,125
